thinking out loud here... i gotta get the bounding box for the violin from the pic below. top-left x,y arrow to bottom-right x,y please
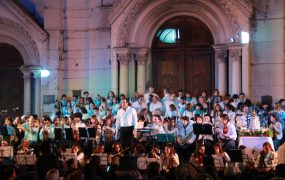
223,126 -> 229,134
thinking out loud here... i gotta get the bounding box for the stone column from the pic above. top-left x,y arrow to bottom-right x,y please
228,44 -> 242,95
31,67 -> 42,116
116,48 -> 131,97
20,66 -> 31,115
135,48 -> 149,95
213,45 -> 228,96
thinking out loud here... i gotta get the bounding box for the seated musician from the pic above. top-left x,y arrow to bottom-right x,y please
163,117 -> 178,135
93,143 -> 105,154
148,144 -> 161,159
176,116 -> 196,162
22,114 -> 40,146
256,142 -> 277,171
150,115 -> 165,135
39,116 -> 55,141
71,144 -> 85,167
212,143 -> 231,172
108,142 -> 124,166
189,144 -> 206,169
133,143 -> 146,157
217,114 -> 237,150
197,115 -> 214,154
17,140 -> 33,154
102,116 -> 115,142
160,143 -> 180,173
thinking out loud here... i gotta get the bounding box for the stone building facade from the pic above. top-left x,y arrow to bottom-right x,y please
0,0 -> 284,116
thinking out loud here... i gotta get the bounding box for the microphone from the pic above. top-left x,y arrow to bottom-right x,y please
12,107 -> 19,111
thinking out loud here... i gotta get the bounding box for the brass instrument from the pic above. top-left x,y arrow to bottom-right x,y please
176,130 -> 194,146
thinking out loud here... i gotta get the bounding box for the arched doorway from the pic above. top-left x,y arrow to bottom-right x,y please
152,16 -> 215,96
0,43 -> 24,119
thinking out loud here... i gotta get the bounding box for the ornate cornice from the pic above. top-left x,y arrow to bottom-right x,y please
214,0 -> 241,36
116,0 -> 150,47
1,0 -> 48,42
0,17 -> 40,65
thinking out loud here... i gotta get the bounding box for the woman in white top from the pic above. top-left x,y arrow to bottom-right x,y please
212,143 -> 231,172
256,142 -> 277,172
160,143 -> 180,173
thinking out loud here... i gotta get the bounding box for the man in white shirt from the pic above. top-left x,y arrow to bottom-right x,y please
217,114 -> 237,150
116,98 -> 138,150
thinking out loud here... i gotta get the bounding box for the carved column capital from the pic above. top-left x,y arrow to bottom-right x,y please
136,54 -> 147,65
117,53 -> 131,65
212,44 -> 228,58
227,43 -> 243,57
134,48 -> 149,65
20,65 -> 32,79
115,47 -> 131,65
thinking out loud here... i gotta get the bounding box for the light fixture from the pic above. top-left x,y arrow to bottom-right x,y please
41,69 -> 50,78
241,31 -> 249,44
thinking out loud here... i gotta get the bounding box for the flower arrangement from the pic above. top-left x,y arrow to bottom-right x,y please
239,128 -> 273,137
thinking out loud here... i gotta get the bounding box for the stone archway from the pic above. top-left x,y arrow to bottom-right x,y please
0,43 -> 24,120
110,0 -> 253,96
0,17 -> 44,116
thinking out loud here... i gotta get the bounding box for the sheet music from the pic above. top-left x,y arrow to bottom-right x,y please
0,146 -> 13,158
93,153 -> 108,166
61,153 -> 77,161
16,154 -> 36,165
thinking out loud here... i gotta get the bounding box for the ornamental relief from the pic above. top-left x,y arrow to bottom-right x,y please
0,17 -> 40,65
115,0 -> 251,47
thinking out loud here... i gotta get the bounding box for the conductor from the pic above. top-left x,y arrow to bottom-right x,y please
116,98 -> 138,151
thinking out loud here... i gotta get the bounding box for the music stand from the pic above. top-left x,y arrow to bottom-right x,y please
193,124 -> 213,135
88,128 -> 96,138
0,125 -> 8,137
61,153 -> 77,161
54,128 -> 64,142
16,154 -> 36,166
65,128 -> 74,141
92,153 -> 108,166
0,146 -> 13,158
156,134 -> 175,143
146,158 -> 162,170
226,149 -> 243,162
78,128 -> 88,139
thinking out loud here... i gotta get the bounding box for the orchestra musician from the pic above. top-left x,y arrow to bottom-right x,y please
108,142 -> 124,166
256,142 -> 277,172
163,117 -> 178,135
176,116 -> 196,162
217,114 -> 237,150
22,114 -> 40,146
189,144 -> 206,169
150,115 -> 165,136
269,113 -> 283,150
198,115 -> 214,155
89,115 -> 102,144
39,116 -> 55,141
71,144 -> 85,167
160,143 -> 180,173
